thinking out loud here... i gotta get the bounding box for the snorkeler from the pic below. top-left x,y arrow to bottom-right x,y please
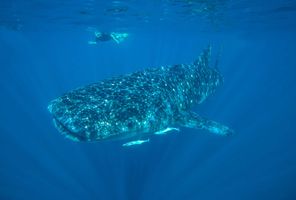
88,31 -> 129,45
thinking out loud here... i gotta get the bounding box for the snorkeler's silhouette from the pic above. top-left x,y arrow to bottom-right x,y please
88,31 -> 129,45
96,32 -> 112,42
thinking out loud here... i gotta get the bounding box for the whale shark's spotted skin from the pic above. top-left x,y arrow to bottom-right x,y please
48,47 -> 233,143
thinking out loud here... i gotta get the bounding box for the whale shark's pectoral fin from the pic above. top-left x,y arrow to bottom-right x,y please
178,111 -> 234,136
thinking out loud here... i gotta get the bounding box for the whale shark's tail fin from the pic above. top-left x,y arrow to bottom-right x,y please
193,45 -> 223,85
194,45 -> 222,69
214,45 -> 223,70
194,45 -> 212,68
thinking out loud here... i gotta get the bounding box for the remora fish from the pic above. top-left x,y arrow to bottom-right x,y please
48,47 -> 233,144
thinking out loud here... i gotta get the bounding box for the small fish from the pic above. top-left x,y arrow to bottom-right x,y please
154,127 -> 180,135
122,139 -> 150,147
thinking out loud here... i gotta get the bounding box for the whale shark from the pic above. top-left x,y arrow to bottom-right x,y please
48,46 -> 233,145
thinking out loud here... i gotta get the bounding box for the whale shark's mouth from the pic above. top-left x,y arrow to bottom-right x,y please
48,100 -> 89,142
52,117 -> 83,142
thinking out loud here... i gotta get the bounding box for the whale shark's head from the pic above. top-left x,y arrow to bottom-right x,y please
47,93 -> 117,142
48,99 -> 90,142
48,88 -> 135,142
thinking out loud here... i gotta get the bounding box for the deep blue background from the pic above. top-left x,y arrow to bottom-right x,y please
1,3 -> 296,199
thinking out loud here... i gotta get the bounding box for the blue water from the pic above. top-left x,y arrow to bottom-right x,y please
1,0 -> 296,199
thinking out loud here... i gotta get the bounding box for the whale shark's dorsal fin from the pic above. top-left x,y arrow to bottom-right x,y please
194,45 -> 212,68
178,111 -> 234,136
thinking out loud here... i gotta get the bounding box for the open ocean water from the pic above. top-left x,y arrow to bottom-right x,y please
1,0 -> 296,199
